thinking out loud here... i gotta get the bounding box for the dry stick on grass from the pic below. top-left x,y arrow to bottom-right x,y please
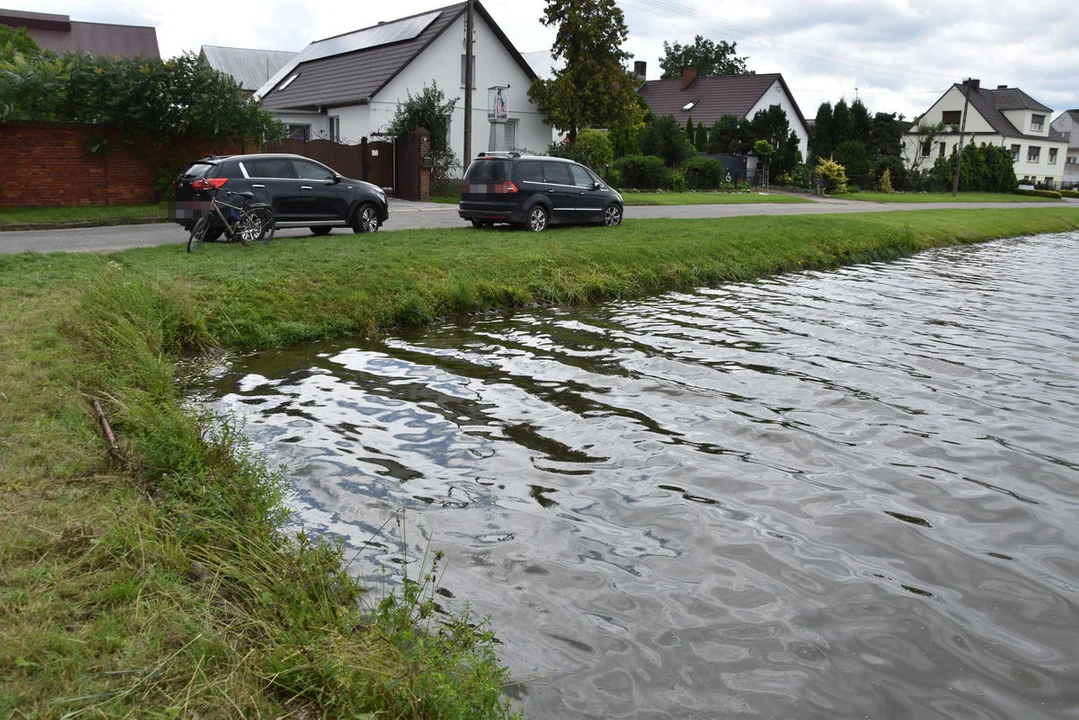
91,398 -> 119,456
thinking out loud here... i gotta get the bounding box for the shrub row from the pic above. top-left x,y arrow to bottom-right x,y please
1014,188 -> 1063,199
1060,189 -> 1079,199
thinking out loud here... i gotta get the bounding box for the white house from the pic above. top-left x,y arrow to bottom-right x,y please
1049,110 -> 1079,188
636,68 -> 811,162
903,79 -> 1068,189
255,1 -> 551,170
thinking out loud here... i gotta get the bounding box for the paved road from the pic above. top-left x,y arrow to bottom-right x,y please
2,196 -> 1074,255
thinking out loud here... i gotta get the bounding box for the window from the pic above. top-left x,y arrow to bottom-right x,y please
921,141 -> 932,157
938,141 -> 946,158
1068,156 -> 1077,165
505,118 -> 518,150
1027,146 -> 1041,163
1010,144 -> 1021,162
291,159 -> 335,181
460,54 -> 476,87
1049,148 -> 1058,164
1031,114 -> 1045,132
568,164 -> 594,188
942,110 -> 961,125
464,158 -> 511,182
329,116 -> 340,143
279,73 -> 299,91
285,124 -> 310,141
242,159 -> 294,179
541,162 -> 572,185
516,161 -> 543,183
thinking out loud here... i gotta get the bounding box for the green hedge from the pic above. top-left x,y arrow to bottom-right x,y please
614,155 -> 667,189
684,156 -> 725,190
1014,188 -> 1062,199
1061,189 -> 1079,199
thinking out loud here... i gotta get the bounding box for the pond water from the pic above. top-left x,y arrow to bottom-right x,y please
192,233 -> 1079,719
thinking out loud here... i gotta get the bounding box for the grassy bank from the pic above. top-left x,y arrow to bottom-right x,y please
3,209 -> 1079,717
840,191 -> 1061,203
0,203 -> 168,229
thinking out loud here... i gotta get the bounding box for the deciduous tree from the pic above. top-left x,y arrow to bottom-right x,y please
659,35 -> 751,77
528,0 -> 643,141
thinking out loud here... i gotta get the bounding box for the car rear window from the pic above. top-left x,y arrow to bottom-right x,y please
180,162 -> 214,178
243,158 -> 294,179
516,161 -> 543,183
465,158 -> 512,183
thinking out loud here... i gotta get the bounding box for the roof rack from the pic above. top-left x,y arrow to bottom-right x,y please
477,151 -> 520,158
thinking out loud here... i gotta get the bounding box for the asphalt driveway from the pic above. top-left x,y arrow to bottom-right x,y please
1,196 -> 1073,255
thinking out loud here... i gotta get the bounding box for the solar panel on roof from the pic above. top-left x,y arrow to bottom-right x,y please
255,10 -> 442,99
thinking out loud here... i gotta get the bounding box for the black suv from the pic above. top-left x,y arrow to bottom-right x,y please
458,153 -> 623,232
171,153 -> 388,239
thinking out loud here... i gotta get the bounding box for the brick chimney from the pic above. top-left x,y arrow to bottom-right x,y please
681,67 -> 697,89
997,84 -> 1008,90
634,60 -> 647,82
962,78 -> 980,91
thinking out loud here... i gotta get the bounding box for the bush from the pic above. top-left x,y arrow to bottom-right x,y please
833,140 -> 871,178
878,168 -> 894,193
614,155 -> 666,189
549,128 -> 613,174
1061,189 -> 1079,199
638,114 -> 695,167
684,156 -> 725,190
607,123 -> 640,158
776,163 -> 814,189
931,142 -> 1017,193
816,156 -> 849,194
1013,188 -> 1062,199
666,167 -> 687,192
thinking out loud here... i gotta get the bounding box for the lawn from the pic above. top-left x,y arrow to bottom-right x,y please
840,191 -> 1061,203
4,208 -> 1079,717
429,191 -> 812,206
0,202 -> 167,228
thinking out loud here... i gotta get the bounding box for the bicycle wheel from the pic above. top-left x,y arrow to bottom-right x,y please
187,215 -> 211,253
241,204 -> 276,246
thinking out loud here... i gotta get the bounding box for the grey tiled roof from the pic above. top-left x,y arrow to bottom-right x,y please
957,84 -> 1060,141
201,45 -> 296,92
636,73 -> 809,131
260,1 -> 536,111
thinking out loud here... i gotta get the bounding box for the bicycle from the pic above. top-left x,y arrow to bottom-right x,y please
187,178 -> 276,253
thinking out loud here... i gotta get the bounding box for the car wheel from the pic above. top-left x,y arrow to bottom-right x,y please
203,227 -> 224,242
471,219 -> 490,229
352,203 -> 380,233
527,204 -> 548,232
310,226 -> 333,236
603,204 -> 623,227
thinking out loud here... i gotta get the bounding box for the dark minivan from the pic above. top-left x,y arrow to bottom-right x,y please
171,153 -> 388,240
458,153 -> 623,232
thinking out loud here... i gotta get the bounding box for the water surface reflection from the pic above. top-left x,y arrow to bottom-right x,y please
195,233 -> 1079,719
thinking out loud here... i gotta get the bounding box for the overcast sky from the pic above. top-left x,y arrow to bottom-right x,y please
26,0 -> 1079,122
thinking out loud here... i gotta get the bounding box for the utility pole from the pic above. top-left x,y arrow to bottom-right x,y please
952,78 -> 973,197
463,0 -> 474,172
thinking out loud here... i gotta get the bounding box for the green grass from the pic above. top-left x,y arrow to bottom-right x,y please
620,191 -> 813,206
4,208 -> 1079,717
0,202 -> 168,228
840,191 -> 1061,203
430,191 -> 812,206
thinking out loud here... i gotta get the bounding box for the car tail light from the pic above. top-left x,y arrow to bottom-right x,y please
497,181 -> 518,194
191,177 -> 227,190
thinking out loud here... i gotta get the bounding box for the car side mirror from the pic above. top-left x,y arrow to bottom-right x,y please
592,181 -> 602,189
328,174 -> 342,184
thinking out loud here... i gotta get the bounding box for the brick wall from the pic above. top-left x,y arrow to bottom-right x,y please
0,121 -> 242,208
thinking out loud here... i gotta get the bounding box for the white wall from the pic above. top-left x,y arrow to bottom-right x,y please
373,11 -> 550,173
272,111 -> 329,139
746,79 -> 809,161
901,130 -> 1067,186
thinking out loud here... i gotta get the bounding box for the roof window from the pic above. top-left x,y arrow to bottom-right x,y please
279,73 -> 300,91
682,100 -> 698,111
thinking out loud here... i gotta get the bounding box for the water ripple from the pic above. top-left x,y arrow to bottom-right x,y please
195,232 -> 1079,718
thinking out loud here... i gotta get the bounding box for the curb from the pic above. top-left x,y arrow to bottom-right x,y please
0,217 -> 170,233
